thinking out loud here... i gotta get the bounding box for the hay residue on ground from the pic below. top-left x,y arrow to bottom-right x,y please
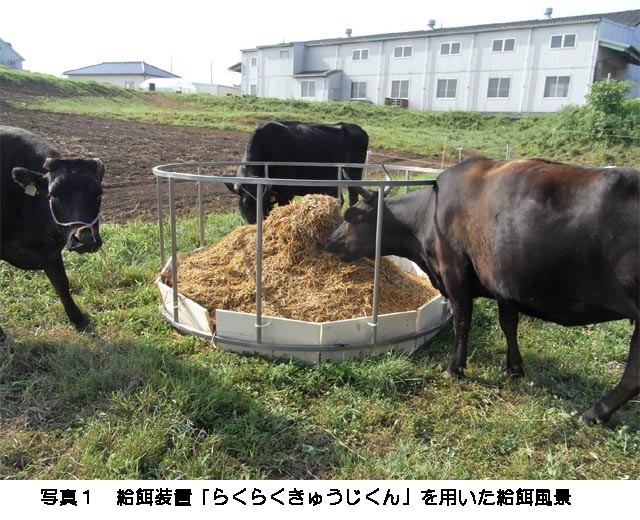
164,195 -> 439,327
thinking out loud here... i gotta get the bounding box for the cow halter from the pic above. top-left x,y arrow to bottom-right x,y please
49,198 -> 100,240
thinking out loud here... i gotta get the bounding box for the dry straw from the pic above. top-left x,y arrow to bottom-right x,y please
166,195 -> 439,328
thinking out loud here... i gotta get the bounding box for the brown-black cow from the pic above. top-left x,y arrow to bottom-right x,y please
325,157 -> 639,425
0,125 -> 105,340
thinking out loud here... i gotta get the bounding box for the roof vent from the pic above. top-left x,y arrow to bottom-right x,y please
427,19 -> 436,30
345,28 -> 352,37
544,7 -> 553,19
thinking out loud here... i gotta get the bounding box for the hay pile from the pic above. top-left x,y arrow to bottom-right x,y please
166,195 -> 439,327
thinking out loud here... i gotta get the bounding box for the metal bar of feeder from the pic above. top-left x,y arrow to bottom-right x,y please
168,178 -> 179,324
197,167 -> 205,248
337,165 -> 343,205
157,176 -> 165,268
370,185 -> 385,344
255,182 -> 264,344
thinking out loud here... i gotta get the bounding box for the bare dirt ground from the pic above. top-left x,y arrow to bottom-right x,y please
1,104 -> 247,223
1,104 -> 429,223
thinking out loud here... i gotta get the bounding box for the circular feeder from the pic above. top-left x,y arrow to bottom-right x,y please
153,161 -> 452,363
156,254 -> 451,364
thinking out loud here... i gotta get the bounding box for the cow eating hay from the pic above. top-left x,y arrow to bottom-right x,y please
164,195 -> 439,326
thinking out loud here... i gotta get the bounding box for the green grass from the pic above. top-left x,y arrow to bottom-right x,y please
0,68 -> 639,479
1,212 -> 638,480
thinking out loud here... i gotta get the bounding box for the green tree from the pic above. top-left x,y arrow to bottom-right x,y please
585,79 -> 632,140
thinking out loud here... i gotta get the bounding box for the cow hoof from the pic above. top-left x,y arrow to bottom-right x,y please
505,365 -> 525,379
73,316 -> 92,334
580,408 -> 608,426
443,367 -> 464,380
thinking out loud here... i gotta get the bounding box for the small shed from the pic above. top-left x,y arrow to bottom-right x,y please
140,78 -> 240,95
0,38 -> 24,70
63,61 -> 179,89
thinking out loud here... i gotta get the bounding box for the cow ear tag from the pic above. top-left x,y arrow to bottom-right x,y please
25,183 -> 38,197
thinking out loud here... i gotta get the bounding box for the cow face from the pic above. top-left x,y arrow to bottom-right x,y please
13,157 -> 105,253
325,192 -> 379,261
226,181 -> 274,224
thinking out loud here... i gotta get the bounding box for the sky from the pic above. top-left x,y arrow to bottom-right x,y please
2,0 -> 639,87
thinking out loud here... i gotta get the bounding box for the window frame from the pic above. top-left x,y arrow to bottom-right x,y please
492,38 -> 516,52
487,77 -> 511,98
393,45 -> 413,58
436,78 -> 458,99
390,79 -> 409,99
550,34 -> 576,49
543,76 -> 571,98
350,81 -> 367,99
300,80 -> 316,98
352,48 -> 370,61
440,42 -> 461,56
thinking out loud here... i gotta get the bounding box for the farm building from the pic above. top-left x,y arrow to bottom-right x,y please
0,38 -> 24,70
63,61 -> 179,89
238,9 -> 640,113
139,77 -> 240,95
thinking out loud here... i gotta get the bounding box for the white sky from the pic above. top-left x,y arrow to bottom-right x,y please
1,0 -> 638,86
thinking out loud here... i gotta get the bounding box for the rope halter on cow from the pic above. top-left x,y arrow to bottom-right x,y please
48,198 -> 100,241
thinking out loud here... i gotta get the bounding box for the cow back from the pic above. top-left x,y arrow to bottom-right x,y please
431,157 -> 639,324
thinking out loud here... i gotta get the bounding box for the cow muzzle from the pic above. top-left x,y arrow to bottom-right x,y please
66,224 -> 102,253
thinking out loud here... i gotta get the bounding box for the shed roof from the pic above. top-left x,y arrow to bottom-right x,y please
0,38 -> 25,60
63,61 -> 179,78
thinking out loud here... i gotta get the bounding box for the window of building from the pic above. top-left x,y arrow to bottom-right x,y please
550,34 -> 576,49
544,76 -> 570,98
391,80 -> 409,98
250,84 -> 257,96
440,42 -> 461,55
352,49 -> 369,60
393,46 -> 413,58
301,80 -> 316,98
436,79 -> 457,98
351,81 -> 367,99
279,50 -> 290,59
492,38 -> 515,52
487,77 -> 511,98
250,57 -> 257,67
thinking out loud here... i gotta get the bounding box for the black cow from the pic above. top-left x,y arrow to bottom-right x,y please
325,157 -> 639,425
227,121 -> 368,223
0,126 -> 105,340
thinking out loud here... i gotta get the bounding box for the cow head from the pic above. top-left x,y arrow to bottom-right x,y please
325,188 -> 381,261
225,178 -> 274,224
12,157 -> 105,253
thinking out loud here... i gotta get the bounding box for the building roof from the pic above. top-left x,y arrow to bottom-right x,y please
63,61 -> 179,78
247,9 -> 640,50
0,38 -> 25,60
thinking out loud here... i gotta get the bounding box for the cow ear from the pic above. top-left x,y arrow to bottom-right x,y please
43,157 -> 58,171
344,206 -> 372,225
93,158 -> 105,182
12,167 -> 47,195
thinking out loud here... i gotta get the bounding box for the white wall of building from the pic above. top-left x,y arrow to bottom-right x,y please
240,13 -> 640,113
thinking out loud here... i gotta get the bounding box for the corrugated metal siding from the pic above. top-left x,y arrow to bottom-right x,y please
240,11 -> 640,111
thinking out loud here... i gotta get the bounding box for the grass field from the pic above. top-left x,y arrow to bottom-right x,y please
0,69 -> 639,479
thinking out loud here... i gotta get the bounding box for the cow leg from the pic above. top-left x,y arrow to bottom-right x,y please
43,255 -> 90,332
498,302 -> 524,378
581,322 -> 639,425
445,296 -> 473,378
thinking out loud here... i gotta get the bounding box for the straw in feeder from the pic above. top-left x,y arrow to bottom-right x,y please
165,194 -> 439,328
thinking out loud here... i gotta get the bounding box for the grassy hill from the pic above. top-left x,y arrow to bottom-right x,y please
2,67 -> 639,166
